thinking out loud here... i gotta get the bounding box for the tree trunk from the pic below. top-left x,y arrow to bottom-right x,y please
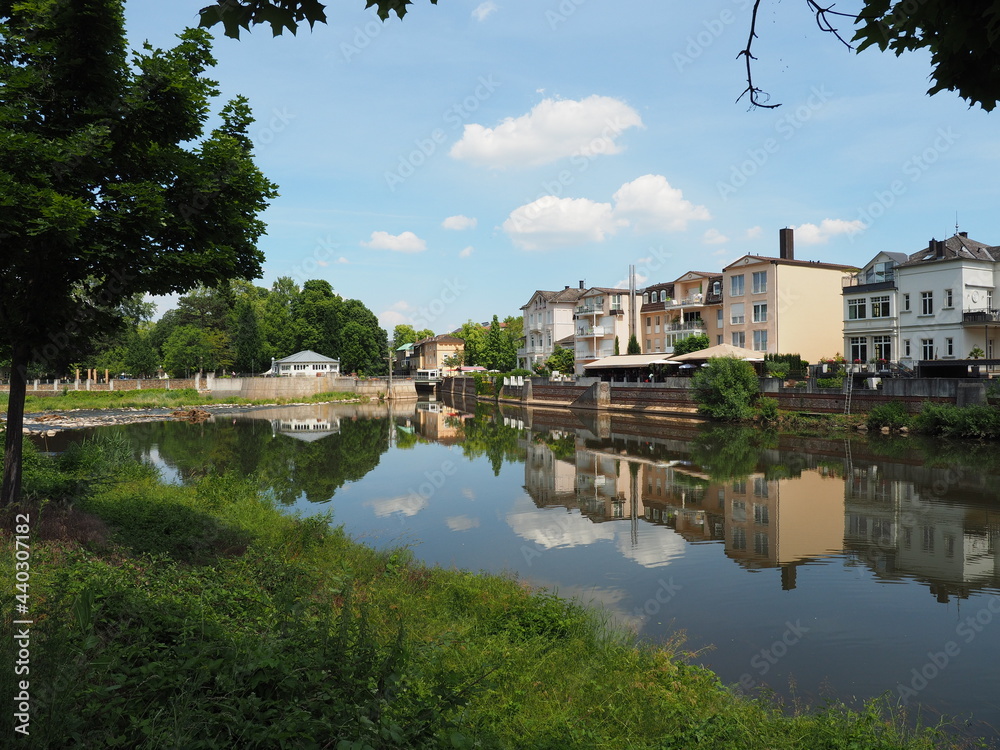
1,345 -> 28,508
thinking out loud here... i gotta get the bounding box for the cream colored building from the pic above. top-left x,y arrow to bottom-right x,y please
413,334 -> 464,370
573,286 -> 634,373
640,272 -> 724,353
722,229 -> 857,362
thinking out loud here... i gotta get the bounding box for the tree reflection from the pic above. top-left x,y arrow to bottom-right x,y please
689,425 -> 777,481
125,415 -> 390,504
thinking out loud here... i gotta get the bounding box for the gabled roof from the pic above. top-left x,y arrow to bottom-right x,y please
723,254 -> 857,272
414,334 -> 463,347
521,287 -> 589,308
673,270 -> 717,282
275,350 -> 338,364
898,233 -> 1000,266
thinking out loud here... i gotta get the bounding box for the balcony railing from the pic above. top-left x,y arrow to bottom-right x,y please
963,310 -> 1000,324
575,304 -> 602,315
577,326 -> 608,337
842,272 -> 896,289
663,295 -> 705,308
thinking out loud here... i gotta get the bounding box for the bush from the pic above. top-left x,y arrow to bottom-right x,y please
691,358 -> 760,421
757,396 -> 779,423
866,401 -> 910,431
914,402 -> 1000,439
816,377 -> 843,389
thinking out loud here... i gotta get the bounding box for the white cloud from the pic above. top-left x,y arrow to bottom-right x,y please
364,493 -> 426,517
612,174 -> 711,233
378,299 -> 415,328
361,230 -> 426,253
703,228 -> 728,245
471,1 -> 496,22
337,256 -> 350,264
745,225 -> 763,239
459,245 -> 474,258
502,174 -> 708,250
442,214 -> 477,230
445,515 -> 480,531
503,195 -> 623,250
450,95 -> 643,168
614,271 -> 648,289
792,219 -> 866,245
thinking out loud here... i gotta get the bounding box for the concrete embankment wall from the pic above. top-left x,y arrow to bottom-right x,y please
208,374 -> 417,401
0,378 -> 197,395
453,375 -> 986,416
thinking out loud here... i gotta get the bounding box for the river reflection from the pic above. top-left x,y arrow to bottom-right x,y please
74,397 -> 1000,737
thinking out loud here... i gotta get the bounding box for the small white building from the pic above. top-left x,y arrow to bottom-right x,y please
269,350 -> 340,377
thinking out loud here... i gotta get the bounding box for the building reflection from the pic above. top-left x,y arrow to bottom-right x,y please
489,408 -> 1000,599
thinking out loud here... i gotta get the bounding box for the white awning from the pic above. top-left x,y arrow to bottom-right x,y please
583,354 -> 677,369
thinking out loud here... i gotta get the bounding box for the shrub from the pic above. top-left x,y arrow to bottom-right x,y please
914,402 -> 1000,439
816,377 -> 843,389
757,396 -> 779,423
765,361 -> 789,379
691,358 -> 759,421
866,401 -> 910,431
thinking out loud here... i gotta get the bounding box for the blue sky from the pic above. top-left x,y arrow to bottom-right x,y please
125,1 -> 998,333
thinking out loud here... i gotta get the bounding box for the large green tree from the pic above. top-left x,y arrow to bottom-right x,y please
0,0 -> 277,506
200,0 -> 1000,112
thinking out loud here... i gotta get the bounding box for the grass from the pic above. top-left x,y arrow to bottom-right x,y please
0,387 -> 366,414
0,438 -> 978,749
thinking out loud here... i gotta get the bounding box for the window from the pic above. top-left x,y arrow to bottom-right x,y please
903,339 -> 911,357
752,271 -> 767,294
944,289 -> 953,308
730,303 -> 745,324
646,339 -> 651,351
645,318 -> 651,333
848,298 -> 867,320
753,532 -> 769,556
921,291 -> 934,315
732,527 -> 747,550
753,303 -> 767,322
732,331 -> 746,347
989,291 -> 994,309
643,292 -> 649,304
730,274 -> 745,296
870,295 -> 890,318
753,330 -> 767,351
921,338 -> 934,359
717,309 -> 723,323
717,335 -> 723,345
754,503 -> 769,524
946,337 -> 954,356
712,281 -> 721,296
732,499 -> 747,520
654,315 -> 661,333
850,337 -> 868,362
753,478 -> 769,499
872,336 -> 892,362
903,293 -> 910,312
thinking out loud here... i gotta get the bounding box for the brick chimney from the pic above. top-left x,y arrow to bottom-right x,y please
579,280 -> 585,289
779,227 -> 794,260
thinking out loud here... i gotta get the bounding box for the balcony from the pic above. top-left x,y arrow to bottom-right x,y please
575,304 -> 603,316
663,295 -> 705,308
963,310 -> 1000,325
842,272 -> 896,294
577,326 -> 608,337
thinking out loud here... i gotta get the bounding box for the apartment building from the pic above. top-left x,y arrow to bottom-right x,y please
517,283 -> 589,370
573,286 -> 633,373
722,228 -> 857,362
412,334 -> 463,370
841,251 -> 907,365
639,272 -> 724,353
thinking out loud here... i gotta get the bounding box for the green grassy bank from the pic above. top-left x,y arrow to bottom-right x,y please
0,438 -> 971,749
0,388 -> 364,414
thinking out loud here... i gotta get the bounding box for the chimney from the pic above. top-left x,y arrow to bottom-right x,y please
579,280 -> 585,289
564,285 -> 569,290
930,239 -> 945,258
959,231 -> 968,238
779,227 -> 794,260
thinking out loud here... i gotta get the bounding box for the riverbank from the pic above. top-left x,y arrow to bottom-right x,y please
0,388 -> 368,434
0,437 -> 970,749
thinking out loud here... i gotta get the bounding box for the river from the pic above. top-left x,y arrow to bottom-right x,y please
53,395 -> 1000,739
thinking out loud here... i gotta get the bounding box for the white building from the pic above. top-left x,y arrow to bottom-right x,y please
518,283 -> 589,370
842,251 -> 908,366
844,233 -> 1000,374
270,350 -> 341,377
573,286 -> 634,374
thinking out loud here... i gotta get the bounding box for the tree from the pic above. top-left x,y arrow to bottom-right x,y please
545,347 -> 575,375
614,336 -> 620,356
201,1 -> 1000,112
124,327 -> 160,378
232,296 -> 265,373
455,320 -> 487,367
482,315 -> 516,372
0,2 -> 277,506
673,333 -> 710,356
691,358 -> 760,422
627,334 -> 641,355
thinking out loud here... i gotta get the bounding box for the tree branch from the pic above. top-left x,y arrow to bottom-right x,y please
806,0 -> 856,49
736,0 -> 780,109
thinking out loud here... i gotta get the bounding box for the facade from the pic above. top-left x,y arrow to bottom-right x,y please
722,229 -> 857,362
894,234 -> 1000,369
639,272 -> 723,354
842,234 -> 1000,371
573,287 -> 633,373
517,284 -> 589,370
413,334 -> 464,370
841,251 -> 907,367
272,350 -> 340,377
